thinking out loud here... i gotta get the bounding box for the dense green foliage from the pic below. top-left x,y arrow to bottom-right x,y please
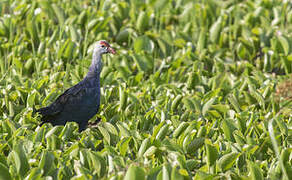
0,0 -> 292,179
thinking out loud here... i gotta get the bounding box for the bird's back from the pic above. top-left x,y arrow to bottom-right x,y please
37,76 -> 100,131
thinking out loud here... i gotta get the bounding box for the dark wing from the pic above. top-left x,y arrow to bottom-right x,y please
36,81 -> 86,123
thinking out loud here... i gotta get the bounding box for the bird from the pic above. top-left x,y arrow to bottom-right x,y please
36,40 -> 116,131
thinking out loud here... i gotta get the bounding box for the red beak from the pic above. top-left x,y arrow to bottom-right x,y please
108,47 -> 116,54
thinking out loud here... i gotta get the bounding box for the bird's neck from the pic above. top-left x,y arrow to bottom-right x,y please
87,51 -> 103,78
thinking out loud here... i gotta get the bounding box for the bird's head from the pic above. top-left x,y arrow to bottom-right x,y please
95,40 -> 116,55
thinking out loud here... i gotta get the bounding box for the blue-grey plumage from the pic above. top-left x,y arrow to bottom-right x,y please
37,40 -> 116,131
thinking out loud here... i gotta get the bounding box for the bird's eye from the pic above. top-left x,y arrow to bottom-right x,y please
101,45 -> 105,48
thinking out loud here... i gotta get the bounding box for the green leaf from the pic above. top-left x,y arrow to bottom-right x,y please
173,122 -> 189,138
98,126 -> 111,144
132,54 -> 151,72
119,86 -> 128,111
248,161 -> 264,180
134,36 -> 154,53
52,4 -> 66,25
24,167 -> 42,180
89,152 -> 106,177
228,94 -> 241,113
156,124 -> 169,141
124,165 -> 146,180
197,28 -> 206,53
39,150 -> 55,175
171,95 -> 183,112
171,168 -> 184,180
186,137 -> 205,155
183,98 -> 195,111
0,162 -> 12,180
136,11 -> 149,32
221,119 -> 236,142
277,35 -> 290,55
162,165 -> 170,180
218,152 -> 239,172
144,146 -> 157,157
206,143 -> 218,167
209,17 -> 222,43
202,97 -> 216,116
118,137 -> 132,156
14,143 -> 30,177
116,28 -> 131,45
138,138 -> 151,158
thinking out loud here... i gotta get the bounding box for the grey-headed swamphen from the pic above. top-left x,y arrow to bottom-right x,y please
36,40 -> 116,131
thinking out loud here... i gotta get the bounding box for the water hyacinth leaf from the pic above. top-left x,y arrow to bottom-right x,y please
59,122 -> 76,140
119,86 -> 128,111
0,162 -> 12,180
87,19 -> 99,31
209,16 -> 222,43
154,0 -> 168,10
218,152 -> 240,172
48,29 -> 59,46
183,98 -> 195,111
124,165 -> 146,180
171,95 -> 183,112
206,143 -> 218,167
26,17 -> 39,48
118,137 -> 132,156
102,122 -> 118,136
89,152 -> 106,177
116,28 -> 131,45
158,165 -> 170,180
77,11 -> 87,25
138,138 -> 151,158
9,150 -> 29,177
15,142 -> 30,177
197,28 -> 206,53
248,161 -> 264,180
277,35 -> 290,55
134,36 -> 154,53
46,134 -> 62,150
132,54 -> 151,72
37,41 -> 46,55
136,11 -> 149,32
52,4 -> 66,25
173,122 -> 189,138
187,72 -> 200,90
98,126 -> 111,144
281,149 -> 292,180
24,167 -> 42,180
202,97 -> 216,116
39,150 -> 55,175
171,167 -> 184,180
186,137 -> 205,155
144,146 -> 157,157
24,58 -> 34,74
249,86 -> 265,109
0,20 -> 8,37
194,171 -> 215,180
116,122 -> 131,137
70,25 -> 79,42
228,95 -> 241,113
156,124 -> 169,141
45,126 -> 63,138
221,119 -> 236,142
